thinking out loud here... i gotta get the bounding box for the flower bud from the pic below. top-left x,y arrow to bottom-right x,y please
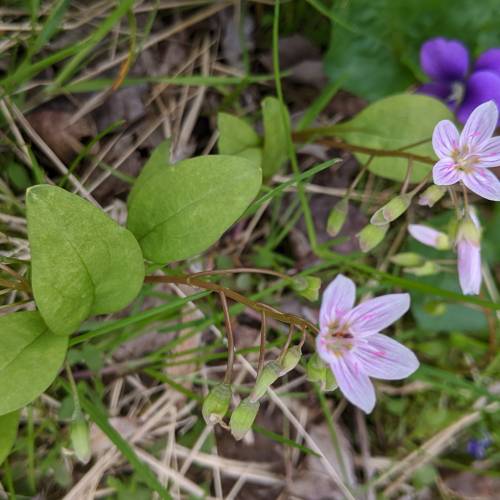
408,224 -> 451,250
229,398 -> 260,441
250,361 -> 281,401
371,194 -> 412,226
404,261 -> 440,276
279,345 -> 302,376
306,353 -> 326,383
202,383 -> 232,425
418,185 -> 446,207
390,252 -> 425,267
70,416 -> 91,464
322,368 -> 338,392
327,199 -> 349,237
291,276 -> 321,302
357,223 -> 389,252
457,214 -> 481,245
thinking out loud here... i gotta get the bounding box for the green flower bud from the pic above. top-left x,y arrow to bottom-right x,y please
322,367 -> 338,392
70,416 -> 91,464
229,398 -> 260,441
457,214 -> 481,245
291,276 -> 321,302
371,194 -> 413,226
327,198 -> 349,237
306,353 -> 326,383
404,261 -> 440,276
418,185 -> 446,207
202,383 -> 232,425
390,252 -> 425,267
357,223 -> 389,252
279,345 -> 302,376
250,361 -> 282,401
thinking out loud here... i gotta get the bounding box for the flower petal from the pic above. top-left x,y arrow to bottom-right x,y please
457,74 -> 500,129
432,120 -> 460,159
346,294 -> 410,337
417,82 -> 453,101
462,168 -> 500,201
457,240 -> 482,295
474,48 -> 500,78
433,158 -> 459,185
477,137 -> 500,168
408,224 -> 447,249
330,357 -> 376,414
354,334 -> 419,380
420,38 -> 469,82
319,274 -> 356,328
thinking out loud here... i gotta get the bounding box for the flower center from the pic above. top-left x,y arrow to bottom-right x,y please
451,148 -> 478,174
323,324 -> 355,357
449,81 -> 465,106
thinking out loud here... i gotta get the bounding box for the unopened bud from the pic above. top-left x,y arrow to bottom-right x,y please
291,276 -> 321,302
418,185 -> 446,207
306,353 -> 326,383
357,223 -> 389,252
279,345 -> 302,376
457,214 -> 481,245
322,368 -> 338,392
404,261 -> 440,276
327,199 -> 349,237
390,252 -> 425,267
251,361 -> 281,401
202,383 -> 232,425
70,416 -> 91,464
371,194 -> 412,225
229,397 -> 260,441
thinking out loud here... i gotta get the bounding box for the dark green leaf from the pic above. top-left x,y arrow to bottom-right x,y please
0,411 -> 20,465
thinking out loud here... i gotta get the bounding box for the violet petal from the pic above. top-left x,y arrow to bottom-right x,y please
457,71 -> 500,124
475,48 -> 500,78
420,37 -> 469,82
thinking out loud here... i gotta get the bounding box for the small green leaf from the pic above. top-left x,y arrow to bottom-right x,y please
330,94 -> 453,182
0,311 -> 67,415
127,154 -> 262,263
0,411 -> 20,465
217,112 -> 261,156
27,185 -> 145,336
261,96 -> 290,177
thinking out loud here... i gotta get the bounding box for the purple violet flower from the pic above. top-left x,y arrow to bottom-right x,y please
316,275 -> 419,414
418,37 -> 500,124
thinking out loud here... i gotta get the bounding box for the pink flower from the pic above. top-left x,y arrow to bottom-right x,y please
316,275 -> 419,414
456,213 -> 482,295
408,224 -> 450,250
432,100 -> 500,201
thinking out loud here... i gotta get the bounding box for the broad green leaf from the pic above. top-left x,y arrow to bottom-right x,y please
261,97 -> 290,177
0,411 -> 20,465
217,112 -> 261,156
127,154 -> 262,263
27,185 -> 145,336
330,94 -> 453,182
0,311 -> 67,415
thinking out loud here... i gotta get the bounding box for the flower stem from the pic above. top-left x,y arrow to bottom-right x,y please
219,291 -> 234,384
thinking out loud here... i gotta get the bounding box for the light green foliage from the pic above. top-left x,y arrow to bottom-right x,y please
217,112 -> 261,159
0,311 -> 67,415
127,154 -> 262,264
261,96 -> 290,177
0,411 -> 20,465
26,185 -> 145,336
331,94 -> 454,182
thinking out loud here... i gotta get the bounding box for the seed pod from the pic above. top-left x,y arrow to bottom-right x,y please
229,398 -> 260,441
327,198 -> 349,237
70,416 -> 91,464
390,252 -> 425,267
279,345 -> 302,376
404,261 -> 440,276
357,223 -> 389,252
418,185 -> 446,207
306,353 -> 326,383
250,361 -> 282,402
202,383 -> 232,425
371,193 -> 413,226
291,276 -> 321,302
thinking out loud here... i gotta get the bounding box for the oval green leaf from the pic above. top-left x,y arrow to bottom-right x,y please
0,411 -> 20,465
127,154 -> 262,263
0,311 -> 68,415
217,112 -> 261,156
330,94 -> 454,182
27,185 -> 145,336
